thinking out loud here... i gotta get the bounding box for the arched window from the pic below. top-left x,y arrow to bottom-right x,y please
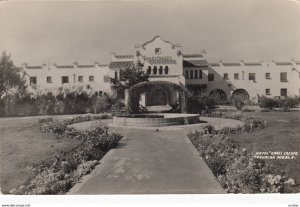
159,66 -> 163,75
190,70 -> 194,79
153,66 -> 157,75
147,66 -> 151,75
185,70 -> 189,79
119,69 -> 123,79
165,66 -> 169,75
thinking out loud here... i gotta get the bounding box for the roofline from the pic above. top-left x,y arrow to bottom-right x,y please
137,36 -> 180,49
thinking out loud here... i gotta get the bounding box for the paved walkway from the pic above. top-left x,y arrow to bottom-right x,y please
69,118 -> 243,194
69,128 -> 223,194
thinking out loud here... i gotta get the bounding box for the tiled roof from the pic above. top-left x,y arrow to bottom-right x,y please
244,62 -> 262,66
147,58 -> 176,65
183,59 -> 208,67
115,55 -> 134,59
77,64 -> 95,68
275,62 -> 292,66
26,66 -> 43,69
109,61 -> 134,69
209,63 -> 220,67
56,65 -> 74,69
222,62 -> 241,66
183,54 -> 203,58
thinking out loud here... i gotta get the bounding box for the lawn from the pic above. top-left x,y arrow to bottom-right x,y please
231,111 -> 300,183
0,115 -> 82,194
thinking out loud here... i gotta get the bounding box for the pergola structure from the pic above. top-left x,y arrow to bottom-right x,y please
126,81 -> 191,114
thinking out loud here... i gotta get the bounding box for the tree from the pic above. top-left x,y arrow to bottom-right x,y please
110,64 -> 149,90
0,51 -> 27,116
0,51 -> 26,94
110,64 -> 149,113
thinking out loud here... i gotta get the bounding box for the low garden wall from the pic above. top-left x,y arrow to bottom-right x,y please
112,113 -> 200,127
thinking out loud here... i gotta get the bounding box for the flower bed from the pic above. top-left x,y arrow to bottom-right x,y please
13,115 -> 121,195
188,114 -> 299,193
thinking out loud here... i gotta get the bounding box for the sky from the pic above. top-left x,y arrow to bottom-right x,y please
0,0 -> 300,66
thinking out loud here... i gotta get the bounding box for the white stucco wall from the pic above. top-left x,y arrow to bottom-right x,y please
21,37 -> 300,102
207,61 -> 300,101
23,63 -> 111,94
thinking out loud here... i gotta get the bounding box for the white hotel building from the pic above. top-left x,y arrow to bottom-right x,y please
22,36 -> 300,105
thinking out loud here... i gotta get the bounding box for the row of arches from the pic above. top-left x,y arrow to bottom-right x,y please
147,66 -> 169,75
209,89 -> 250,101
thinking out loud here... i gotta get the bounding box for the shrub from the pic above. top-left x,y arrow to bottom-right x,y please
15,121 -> 122,195
40,114 -> 112,137
188,128 -> 298,193
232,96 -> 245,111
92,95 -> 119,114
259,96 -> 300,111
187,95 -> 217,114
38,117 -> 53,124
203,125 -> 215,134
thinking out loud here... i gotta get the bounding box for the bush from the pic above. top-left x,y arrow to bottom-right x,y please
203,125 -> 215,134
187,95 -> 217,114
40,114 -> 112,138
14,119 -> 122,195
38,117 -> 53,124
91,95 -> 121,114
232,96 -> 245,111
259,96 -> 300,111
188,127 -> 298,193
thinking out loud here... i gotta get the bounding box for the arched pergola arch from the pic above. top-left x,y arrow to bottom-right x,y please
127,81 -> 191,113
231,89 -> 250,100
209,89 -> 227,101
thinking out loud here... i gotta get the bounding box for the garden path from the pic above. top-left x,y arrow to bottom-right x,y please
68,118 -> 244,194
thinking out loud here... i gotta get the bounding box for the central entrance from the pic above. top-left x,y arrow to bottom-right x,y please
127,81 -> 190,113
150,89 -> 167,105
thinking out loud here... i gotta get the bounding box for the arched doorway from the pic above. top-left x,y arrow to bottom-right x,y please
209,89 -> 227,101
231,89 -> 250,100
151,89 -> 167,105
127,81 -> 191,113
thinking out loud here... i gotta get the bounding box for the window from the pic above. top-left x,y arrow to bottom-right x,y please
147,66 -> 151,75
208,73 -> 214,81
265,89 -> 271,95
46,76 -> 52,83
153,66 -> 157,75
194,70 -> 198,79
159,66 -> 163,75
30,77 -> 37,85
265,73 -> 271,79
119,70 -> 123,79
78,76 -> 83,82
185,70 -> 189,79
61,76 -> 69,84
89,76 -> 94,82
165,66 -> 169,75
199,70 -> 203,79
155,48 -> 161,55
114,71 -> 118,79
281,88 -> 287,97
223,73 -> 229,80
280,72 -> 287,82
190,70 -> 194,79
104,75 -> 110,82
234,73 -> 239,80
249,73 -> 256,81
